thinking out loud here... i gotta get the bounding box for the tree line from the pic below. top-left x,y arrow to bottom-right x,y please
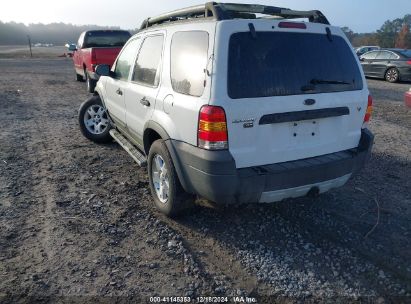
0,14 -> 410,47
0,21 -> 135,45
342,14 -> 411,48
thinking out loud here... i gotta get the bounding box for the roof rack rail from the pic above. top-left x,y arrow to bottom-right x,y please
139,2 -> 330,30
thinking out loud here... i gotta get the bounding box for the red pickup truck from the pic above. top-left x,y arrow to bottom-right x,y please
69,30 -> 131,92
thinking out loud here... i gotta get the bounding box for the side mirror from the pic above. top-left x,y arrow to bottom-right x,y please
68,44 -> 77,52
95,64 -> 111,77
359,57 -> 365,62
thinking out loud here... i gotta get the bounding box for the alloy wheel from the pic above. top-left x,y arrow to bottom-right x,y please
83,104 -> 109,135
151,154 -> 170,204
386,69 -> 398,82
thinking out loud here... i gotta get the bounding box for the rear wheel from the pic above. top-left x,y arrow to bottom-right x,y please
385,67 -> 399,83
78,96 -> 112,143
148,140 -> 193,217
84,70 -> 97,93
76,73 -> 83,82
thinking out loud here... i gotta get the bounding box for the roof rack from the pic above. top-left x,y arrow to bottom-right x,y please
139,2 -> 330,30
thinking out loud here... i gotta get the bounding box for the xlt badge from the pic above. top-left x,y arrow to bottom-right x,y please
232,118 -> 255,128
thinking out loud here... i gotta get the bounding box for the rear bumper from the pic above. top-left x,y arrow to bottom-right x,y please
166,129 -> 374,204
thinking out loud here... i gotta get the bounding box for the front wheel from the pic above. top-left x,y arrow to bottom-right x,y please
385,67 -> 399,83
78,96 -> 112,143
148,140 -> 193,217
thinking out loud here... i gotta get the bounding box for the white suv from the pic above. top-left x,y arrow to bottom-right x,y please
78,3 -> 374,216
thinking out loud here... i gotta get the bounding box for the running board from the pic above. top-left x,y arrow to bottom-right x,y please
109,129 -> 147,167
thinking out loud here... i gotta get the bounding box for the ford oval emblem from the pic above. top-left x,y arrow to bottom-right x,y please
304,99 -> 316,106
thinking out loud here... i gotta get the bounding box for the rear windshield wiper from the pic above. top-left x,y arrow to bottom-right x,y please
310,78 -> 351,85
301,78 -> 352,92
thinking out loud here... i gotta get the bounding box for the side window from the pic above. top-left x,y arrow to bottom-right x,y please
132,35 -> 164,87
362,51 -> 378,60
171,31 -> 209,97
114,39 -> 140,81
78,33 -> 84,49
376,51 -> 391,60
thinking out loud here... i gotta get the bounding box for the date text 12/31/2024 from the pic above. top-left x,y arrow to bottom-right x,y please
149,296 -> 257,303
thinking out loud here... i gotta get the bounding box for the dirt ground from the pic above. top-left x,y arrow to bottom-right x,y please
0,57 -> 410,303
0,46 -> 69,59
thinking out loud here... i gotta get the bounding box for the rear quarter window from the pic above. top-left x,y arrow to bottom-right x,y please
228,31 -> 363,99
170,31 -> 209,97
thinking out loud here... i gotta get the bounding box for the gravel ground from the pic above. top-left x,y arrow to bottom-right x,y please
0,58 -> 410,303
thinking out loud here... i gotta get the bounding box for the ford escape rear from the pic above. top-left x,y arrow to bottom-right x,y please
78,2 -> 374,216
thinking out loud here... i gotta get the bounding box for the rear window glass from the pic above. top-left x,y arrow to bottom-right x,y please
399,50 -> 411,58
228,32 -> 363,99
84,31 -> 131,48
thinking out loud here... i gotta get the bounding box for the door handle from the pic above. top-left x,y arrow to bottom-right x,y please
116,88 -> 123,96
140,97 -> 151,107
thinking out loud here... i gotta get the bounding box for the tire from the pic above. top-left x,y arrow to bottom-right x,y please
76,73 -> 83,82
148,139 -> 193,217
78,95 -> 112,143
85,70 -> 96,93
385,67 -> 399,83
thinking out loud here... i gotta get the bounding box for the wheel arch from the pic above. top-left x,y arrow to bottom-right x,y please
93,89 -> 104,105
143,121 -> 170,155
143,121 -> 192,194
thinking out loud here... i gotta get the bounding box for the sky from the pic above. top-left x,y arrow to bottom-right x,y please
1,0 -> 410,33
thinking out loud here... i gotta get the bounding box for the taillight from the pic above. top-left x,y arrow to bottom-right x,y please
278,22 -> 307,29
198,105 -> 228,150
363,95 -> 373,127
407,60 -> 411,65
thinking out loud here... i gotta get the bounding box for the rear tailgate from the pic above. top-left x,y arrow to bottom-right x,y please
212,20 -> 369,169
90,47 -> 123,66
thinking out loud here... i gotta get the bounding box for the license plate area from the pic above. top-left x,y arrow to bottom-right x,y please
290,120 -> 320,140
